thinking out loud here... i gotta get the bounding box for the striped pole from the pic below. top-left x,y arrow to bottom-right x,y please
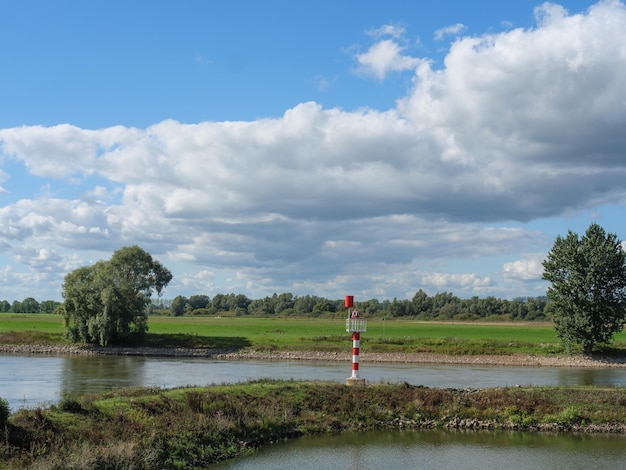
351,331 -> 360,379
345,299 -> 366,385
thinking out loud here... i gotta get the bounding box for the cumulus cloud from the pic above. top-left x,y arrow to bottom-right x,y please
502,253 -> 546,282
1,1 -> 625,300
398,0 -> 626,217
0,124 -> 133,181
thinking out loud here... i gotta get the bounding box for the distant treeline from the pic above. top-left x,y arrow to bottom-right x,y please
2,291 -> 549,321
152,290 -> 549,322
0,298 -> 61,314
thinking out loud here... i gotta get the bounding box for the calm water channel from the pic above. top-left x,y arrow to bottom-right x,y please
2,353 -> 626,410
3,354 -> 626,469
211,430 -> 626,469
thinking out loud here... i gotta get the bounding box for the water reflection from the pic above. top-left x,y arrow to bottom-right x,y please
555,367 -> 615,386
60,355 -> 148,396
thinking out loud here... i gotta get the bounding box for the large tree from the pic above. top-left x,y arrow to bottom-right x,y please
59,246 -> 172,346
542,223 -> 626,354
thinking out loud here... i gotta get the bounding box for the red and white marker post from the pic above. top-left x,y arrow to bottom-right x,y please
345,295 -> 366,386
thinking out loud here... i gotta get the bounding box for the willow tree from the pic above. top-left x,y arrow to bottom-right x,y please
59,246 -> 172,346
542,223 -> 626,354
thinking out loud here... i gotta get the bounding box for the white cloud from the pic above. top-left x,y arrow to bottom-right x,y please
176,269 -> 216,292
366,24 -> 408,40
0,124 -> 132,181
355,23 -> 421,80
398,0 -> 626,217
420,272 -> 494,290
356,40 -> 422,80
502,253 -> 546,282
434,23 -> 467,40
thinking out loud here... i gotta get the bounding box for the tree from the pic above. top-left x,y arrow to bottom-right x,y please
170,295 -> 188,316
274,293 -> 294,314
59,246 -> 172,346
40,300 -> 61,314
20,297 -> 40,313
412,289 -> 432,318
188,294 -> 210,310
209,293 -> 228,313
542,223 -> 626,354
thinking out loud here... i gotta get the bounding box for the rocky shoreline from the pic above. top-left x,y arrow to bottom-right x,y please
2,343 -> 626,368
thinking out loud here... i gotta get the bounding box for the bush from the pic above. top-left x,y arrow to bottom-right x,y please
0,397 -> 9,428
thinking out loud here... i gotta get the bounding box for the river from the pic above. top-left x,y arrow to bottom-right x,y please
2,353 -> 626,411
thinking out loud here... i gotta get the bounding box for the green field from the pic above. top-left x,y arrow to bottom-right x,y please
2,313 -> 626,355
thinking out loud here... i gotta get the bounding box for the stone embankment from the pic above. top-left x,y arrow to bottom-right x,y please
386,415 -> 626,433
2,343 -> 626,368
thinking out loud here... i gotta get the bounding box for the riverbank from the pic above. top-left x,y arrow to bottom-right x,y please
2,343 -> 626,368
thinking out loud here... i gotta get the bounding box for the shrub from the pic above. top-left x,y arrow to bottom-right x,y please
0,397 -> 9,428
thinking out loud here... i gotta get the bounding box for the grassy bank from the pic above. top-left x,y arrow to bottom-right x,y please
1,380 -> 625,469
4,313 -> 626,356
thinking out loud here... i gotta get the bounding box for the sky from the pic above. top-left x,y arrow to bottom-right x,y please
1,0 -> 626,303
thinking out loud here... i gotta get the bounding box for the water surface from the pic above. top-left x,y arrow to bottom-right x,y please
211,430 -> 626,470
2,354 -> 626,411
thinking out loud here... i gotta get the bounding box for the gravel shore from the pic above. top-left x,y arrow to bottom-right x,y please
2,343 -> 626,368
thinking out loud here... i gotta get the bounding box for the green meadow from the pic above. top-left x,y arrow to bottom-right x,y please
4,313 -> 626,355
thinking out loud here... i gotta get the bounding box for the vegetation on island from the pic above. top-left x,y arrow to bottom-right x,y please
1,380 -> 626,469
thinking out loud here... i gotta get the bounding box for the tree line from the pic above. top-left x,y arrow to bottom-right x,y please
2,291 -> 548,322
154,291 -> 549,321
0,298 -> 60,314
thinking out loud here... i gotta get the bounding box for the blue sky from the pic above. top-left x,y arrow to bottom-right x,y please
1,0 -> 625,303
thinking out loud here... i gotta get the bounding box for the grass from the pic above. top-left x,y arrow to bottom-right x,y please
2,380 -> 626,468
0,314 -> 66,334
2,313 -> 626,356
138,317 -> 577,356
